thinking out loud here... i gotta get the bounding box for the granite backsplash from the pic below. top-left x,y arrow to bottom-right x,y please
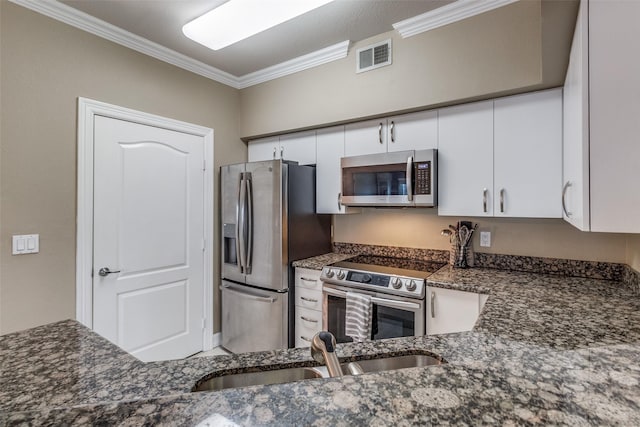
332,242 -> 640,290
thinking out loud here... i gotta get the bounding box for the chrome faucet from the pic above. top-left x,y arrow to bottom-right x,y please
311,331 -> 343,378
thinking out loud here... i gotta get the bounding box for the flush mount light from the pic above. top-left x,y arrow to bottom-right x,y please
183,0 -> 335,51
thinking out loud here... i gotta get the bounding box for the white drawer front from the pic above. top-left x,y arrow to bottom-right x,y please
295,306 -> 322,347
295,268 -> 322,291
295,286 -> 322,311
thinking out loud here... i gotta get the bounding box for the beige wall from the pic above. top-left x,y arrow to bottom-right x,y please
334,209 -> 629,263
239,0 -> 546,138
627,235 -> 640,271
0,2 -> 245,334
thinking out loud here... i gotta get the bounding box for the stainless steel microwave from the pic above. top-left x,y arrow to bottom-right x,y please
340,149 -> 437,207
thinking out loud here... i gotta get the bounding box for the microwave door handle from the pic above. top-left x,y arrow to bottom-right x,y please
237,174 -> 246,273
406,156 -> 414,201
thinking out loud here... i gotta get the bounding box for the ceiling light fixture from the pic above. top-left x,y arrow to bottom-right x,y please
183,0 -> 335,51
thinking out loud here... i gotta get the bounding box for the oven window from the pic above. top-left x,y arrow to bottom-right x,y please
326,295 -> 416,344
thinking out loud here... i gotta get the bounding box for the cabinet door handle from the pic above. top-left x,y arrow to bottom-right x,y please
390,121 -> 395,143
483,188 -> 488,213
562,181 -> 572,218
272,147 -> 276,159
500,188 -> 505,213
301,316 -> 318,323
300,296 -> 318,303
280,146 -> 284,158
337,192 -> 342,211
431,291 -> 436,318
378,122 -> 383,144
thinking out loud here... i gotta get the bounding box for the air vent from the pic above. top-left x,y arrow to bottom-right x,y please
356,39 -> 392,73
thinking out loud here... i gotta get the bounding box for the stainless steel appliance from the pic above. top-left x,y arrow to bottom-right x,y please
340,149 -> 437,207
320,255 -> 445,343
221,160 -> 331,353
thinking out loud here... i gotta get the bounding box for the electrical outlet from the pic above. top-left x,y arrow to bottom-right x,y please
480,231 -> 491,247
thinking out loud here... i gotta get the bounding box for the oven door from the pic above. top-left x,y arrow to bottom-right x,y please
322,284 -> 425,344
340,151 -> 415,207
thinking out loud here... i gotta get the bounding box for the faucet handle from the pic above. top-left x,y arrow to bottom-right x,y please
317,331 -> 336,352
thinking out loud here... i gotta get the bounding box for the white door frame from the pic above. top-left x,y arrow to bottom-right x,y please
76,97 -> 215,351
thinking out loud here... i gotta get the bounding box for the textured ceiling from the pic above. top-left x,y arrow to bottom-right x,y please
59,0 -> 455,77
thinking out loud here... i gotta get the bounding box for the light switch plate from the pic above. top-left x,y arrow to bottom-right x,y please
480,231 -> 491,247
12,234 -> 39,255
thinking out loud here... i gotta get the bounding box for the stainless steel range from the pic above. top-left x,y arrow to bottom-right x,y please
320,256 -> 445,343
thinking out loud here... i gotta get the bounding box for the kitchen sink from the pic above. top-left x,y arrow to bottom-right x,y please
193,367 -> 323,392
193,353 -> 444,392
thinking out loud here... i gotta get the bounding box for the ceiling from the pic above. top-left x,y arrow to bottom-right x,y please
59,0 -> 455,77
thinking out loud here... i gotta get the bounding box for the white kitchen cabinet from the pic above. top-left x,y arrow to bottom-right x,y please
316,126 -> 350,214
248,131 -> 316,165
494,89 -> 562,218
437,100 -> 494,216
344,112 -> 438,157
248,136 -> 279,163
294,268 -> 323,347
386,110 -> 438,152
438,90 -> 562,218
426,286 -> 485,335
563,0 -> 640,233
344,119 -> 388,157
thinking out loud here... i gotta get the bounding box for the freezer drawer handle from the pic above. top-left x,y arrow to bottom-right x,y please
221,283 -> 276,303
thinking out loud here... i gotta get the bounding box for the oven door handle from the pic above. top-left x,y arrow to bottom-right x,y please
323,287 -> 422,311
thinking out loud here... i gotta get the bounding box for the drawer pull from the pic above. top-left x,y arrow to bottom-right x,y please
300,335 -> 312,342
301,316 -> 318,323
300,296 -> 318,303
300,277 -> 317,283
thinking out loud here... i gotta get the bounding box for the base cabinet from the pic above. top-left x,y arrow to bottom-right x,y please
294,268 -> 323,347
426,286 -> 486,335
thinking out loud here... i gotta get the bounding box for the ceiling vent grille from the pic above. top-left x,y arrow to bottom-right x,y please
356,39 -> 392,73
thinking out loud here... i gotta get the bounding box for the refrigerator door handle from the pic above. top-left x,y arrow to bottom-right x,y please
237,173 -> 247,273
245,173 -> 253,274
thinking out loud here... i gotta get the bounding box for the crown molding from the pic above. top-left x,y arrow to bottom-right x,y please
393,0 -> 519,38
237,40 -> 350,89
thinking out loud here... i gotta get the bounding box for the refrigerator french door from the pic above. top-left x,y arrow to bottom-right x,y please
221,160 -> 331,353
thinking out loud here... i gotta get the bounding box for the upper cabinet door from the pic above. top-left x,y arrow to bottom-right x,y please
316,126 -> 347,214
588,0 -> 640,233
279,130 -> 317,165
438,100 -> 494,216
494,89 -> 562,218
387,110 -> 438,152
248,136 -> 279,162
562,0 -> 590,231
344,119 -> 387,157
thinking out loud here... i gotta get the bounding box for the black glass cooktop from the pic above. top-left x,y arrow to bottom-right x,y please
330,255 -> 446,279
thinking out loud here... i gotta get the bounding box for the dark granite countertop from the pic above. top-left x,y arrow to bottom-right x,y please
3,266 -> 640,425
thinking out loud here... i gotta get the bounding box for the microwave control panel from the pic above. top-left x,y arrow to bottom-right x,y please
414,161 -> 431,195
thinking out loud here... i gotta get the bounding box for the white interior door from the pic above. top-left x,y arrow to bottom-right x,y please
93,115 -> 205,362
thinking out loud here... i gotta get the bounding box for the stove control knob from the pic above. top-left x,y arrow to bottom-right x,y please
406,280 -> 418,292
325,269 -> 335,278
336,270 -> 346,280
391,277 -> 402,289
362,274 -> 372,283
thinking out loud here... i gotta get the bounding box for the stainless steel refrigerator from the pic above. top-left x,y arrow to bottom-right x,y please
220,160 -> 331,353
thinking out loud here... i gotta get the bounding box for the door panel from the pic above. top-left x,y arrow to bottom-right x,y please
93,116 -> 205,362
244,160 -> 284,291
